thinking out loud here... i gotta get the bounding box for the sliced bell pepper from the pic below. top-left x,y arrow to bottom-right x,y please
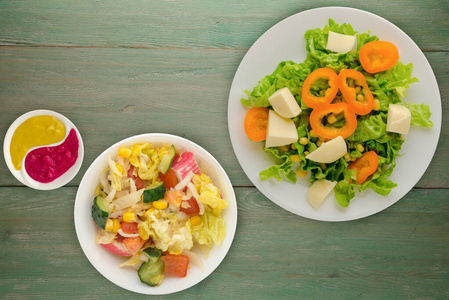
338,69 -> 374,115
348,150 -> 379,184
301,68 -> 339,109
309,102 -> 357,139
359,40 -> 399,73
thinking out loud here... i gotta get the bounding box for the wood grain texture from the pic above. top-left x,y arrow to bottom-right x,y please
0,0 -> 448,51
0,0 -> 448,298
0,187 -> 448,299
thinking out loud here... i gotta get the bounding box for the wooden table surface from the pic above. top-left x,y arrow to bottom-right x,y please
1,1 -> 448,299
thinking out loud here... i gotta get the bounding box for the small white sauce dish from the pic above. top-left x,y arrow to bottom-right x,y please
3,109 -> 84,190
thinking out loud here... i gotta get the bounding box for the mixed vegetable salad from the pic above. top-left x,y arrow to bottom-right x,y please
241,19 -> 433,209
92,143 -> 227,287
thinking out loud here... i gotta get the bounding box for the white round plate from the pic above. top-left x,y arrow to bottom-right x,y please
228,7 -> 441,221
74,133 -> 237,295
3,109 -> 84,190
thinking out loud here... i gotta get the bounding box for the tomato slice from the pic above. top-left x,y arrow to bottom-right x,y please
127,165 -> 146,190
159,169 -> 178,190
179,197 -> 200,215
120,222 -> 139,234
123,237 -> 146,255
161,254 -> 190,277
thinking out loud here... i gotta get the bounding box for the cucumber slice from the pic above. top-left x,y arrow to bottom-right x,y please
158,145 -> 176,174
91,196 -> 109,229
142,182 -> 166,203
143,247 -> 163,263
137,259 -> 165,287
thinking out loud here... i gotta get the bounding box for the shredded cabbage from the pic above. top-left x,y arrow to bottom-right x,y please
192,174 -> 227,216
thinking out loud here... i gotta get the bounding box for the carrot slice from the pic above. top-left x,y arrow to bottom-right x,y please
359,41 -> 399,73
348,150 -> 379,184
244,107 -> 269,142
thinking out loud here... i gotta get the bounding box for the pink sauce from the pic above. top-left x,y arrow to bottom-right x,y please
24,128 -> 79,183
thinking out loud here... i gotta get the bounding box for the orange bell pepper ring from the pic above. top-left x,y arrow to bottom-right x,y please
309,102 -> 357,139
348,150 -> 379,184
301,68 -> 339,109
359,41 -> 399,73
338,69 -> 375,116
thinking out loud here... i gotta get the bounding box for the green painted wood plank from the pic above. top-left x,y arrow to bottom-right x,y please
0,48 -> 447,188
0,0 -> 448,51
0,187 -> 448,299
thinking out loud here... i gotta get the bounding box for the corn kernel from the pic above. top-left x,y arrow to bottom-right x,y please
299,137 -> 309,145
118,147 -> 132,159
290,155 -> 301,162
94,185 -> 101,196
356,94 -> 365,102
190,216 -> 202,226
309,130 -> 319,138
327,114 -> 338,124
373,99 -> 381,111
296,168 -> 307,178
105,219 -> 114,232
344,152 -> 351,162
318,135 -> 327,141
277,145 -> 289,152
139,226 -> 150,240
355,85 -> 362,94
144,208 -> 155,219
320,163 -> 327,170
123,211 -> 137,223
316,140 -> 323,147
303,151 -> 310,156
116,163 -> 124,174
356,143 -> 365,153
152,200 -> 168,210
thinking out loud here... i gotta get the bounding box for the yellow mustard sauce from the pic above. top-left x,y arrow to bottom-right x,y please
10,115 -> 66,170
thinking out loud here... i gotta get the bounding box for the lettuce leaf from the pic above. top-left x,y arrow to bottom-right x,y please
189,207 -> 226,247
259,147 -> 297,183
240,61 -> 310,107
399,102 -> 434,128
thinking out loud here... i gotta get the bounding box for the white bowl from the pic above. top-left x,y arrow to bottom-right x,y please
3,109 -> 84,190
74,133 -> 238,295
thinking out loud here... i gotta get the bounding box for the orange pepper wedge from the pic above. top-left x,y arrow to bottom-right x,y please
338,69 -> 375,116
301,68 -> 339,109
243,107 -> 269,142
309,102 -> 357,139
359,41 -> 399,73
348,150 -> 379,184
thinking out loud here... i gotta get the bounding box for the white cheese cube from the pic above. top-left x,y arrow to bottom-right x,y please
265,110 -> 298,148
326,31 -> 357,53
386,104 -> 411,135
305,136 -> 347,163
308,179 -> 337,210
268,87 -> 301,118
